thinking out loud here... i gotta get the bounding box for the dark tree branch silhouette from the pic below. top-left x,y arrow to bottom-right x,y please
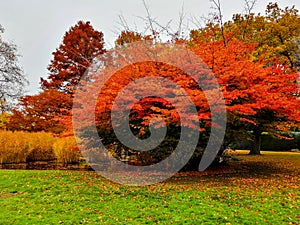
0,25 -> 27,111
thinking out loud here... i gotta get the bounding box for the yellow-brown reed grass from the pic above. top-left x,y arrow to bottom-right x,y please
0,131 -> 82,165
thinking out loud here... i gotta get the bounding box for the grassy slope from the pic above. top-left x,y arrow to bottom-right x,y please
0,152 -> 299,225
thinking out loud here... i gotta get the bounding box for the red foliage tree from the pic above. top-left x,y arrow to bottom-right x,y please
9,21 -> 106,134
7,89 -> 72,133
41,21 -> 106,94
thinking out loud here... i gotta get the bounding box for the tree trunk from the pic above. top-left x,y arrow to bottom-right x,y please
250,130 -> 262,155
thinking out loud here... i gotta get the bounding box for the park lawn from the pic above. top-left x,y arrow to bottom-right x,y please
0,152 -> 299,225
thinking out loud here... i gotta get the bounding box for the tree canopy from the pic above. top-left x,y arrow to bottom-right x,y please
41,21 -> 106,94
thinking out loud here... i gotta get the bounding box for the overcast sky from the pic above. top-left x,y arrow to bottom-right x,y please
1,0 -> 299,95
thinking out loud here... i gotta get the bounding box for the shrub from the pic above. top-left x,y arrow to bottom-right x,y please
0,131 -> 56,164
25,132 -> 56,162
0,131 -> 28,163
53,136 -> 81,165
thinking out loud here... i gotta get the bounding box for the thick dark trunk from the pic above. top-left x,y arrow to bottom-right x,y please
250,130 -> 262,155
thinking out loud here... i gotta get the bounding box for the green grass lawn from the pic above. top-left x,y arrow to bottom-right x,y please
0,152 -> 299,225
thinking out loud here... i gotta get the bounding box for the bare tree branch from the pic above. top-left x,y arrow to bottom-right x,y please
0,25 -> 28,111
142,0 -> 156,36
118,14 -> 130,31
210,0 -> 226,46
189,14 -> 207,29
175,4 -> 186,40
244,0 -> 257,15
114,1 -> 190,43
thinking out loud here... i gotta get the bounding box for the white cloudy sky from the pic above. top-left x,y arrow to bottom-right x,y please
1,0 -> 299,95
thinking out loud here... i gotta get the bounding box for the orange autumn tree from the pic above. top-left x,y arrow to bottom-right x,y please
72,40 -> 226,169
74,33 -> 299,169
106,32 -> 300,157
189,35 -> 300,154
